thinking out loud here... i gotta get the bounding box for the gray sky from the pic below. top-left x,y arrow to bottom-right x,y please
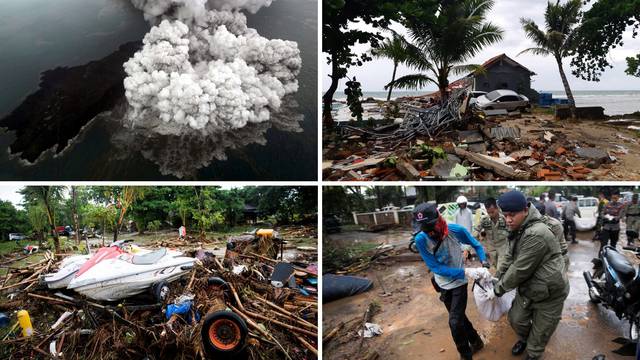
0,185 -> 24,209
322,0 -> 640,92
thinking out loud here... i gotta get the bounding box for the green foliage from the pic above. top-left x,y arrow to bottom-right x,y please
129,187 -> 176,233
322,186 -> 366,221
626,54 -> 640,77
19,186 -> 64,251
6,186 -> 313,246
244,187 -> 317,224
344,78 -> 364,121
366,186 -> 406,210
147,220 -> 162,233
83,203 -> 117,232
372,33 -> 410,101
389,0 -> 503,100
0,201 -> 29,241
322,0 -> 439,118
383,155 -> 398,167
172,194 -> 192,227
519,0 -> 581,113
410,144 -> 446,167
571,0 -> 640,81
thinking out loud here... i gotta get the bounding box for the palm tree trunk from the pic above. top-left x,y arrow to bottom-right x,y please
556,57 -> 576,120
386,62 -> 398,102
71,187 -> 81,245
322,58 -> 340,127
438,68 -> 449,103
43,199 -> 60,253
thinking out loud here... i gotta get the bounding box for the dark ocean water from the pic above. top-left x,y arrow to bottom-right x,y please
0,0 -> 317,180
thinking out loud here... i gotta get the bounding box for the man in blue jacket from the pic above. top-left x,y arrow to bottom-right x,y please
413,202 -> 490,360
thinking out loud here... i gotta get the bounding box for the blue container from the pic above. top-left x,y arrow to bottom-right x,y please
0,312 -> 10,327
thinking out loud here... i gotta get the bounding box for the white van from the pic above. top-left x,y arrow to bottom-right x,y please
575,196 -> 598,231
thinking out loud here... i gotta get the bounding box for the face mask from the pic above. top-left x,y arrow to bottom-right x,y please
430,216 -> 449,241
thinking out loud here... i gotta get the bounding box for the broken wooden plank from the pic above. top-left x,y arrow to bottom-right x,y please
396,160 -> 421,180
332,153 -> 392,171
454,148 -> 529,180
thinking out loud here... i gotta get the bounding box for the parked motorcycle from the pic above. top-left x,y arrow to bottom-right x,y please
584,245 -> 640,341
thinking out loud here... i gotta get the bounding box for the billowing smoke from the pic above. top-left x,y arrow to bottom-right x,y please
123,0 -> 301,133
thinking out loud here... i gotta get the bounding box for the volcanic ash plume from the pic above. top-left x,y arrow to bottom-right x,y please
123,1 -> 301,133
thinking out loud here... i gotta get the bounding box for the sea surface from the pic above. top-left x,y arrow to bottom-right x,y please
0,0 -> 317,180
334,90 -> 640,116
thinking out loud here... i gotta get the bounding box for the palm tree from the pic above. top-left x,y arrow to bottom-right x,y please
519,0 -> 581,119
389,0 -> 503,101
371,33 -> 408,101
20,186 -> 64,253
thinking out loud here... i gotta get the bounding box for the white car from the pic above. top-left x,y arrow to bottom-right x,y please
9,233 -> 26,241
380,205 -> 400,212
475,89 -> 530,112
575,196 -> 598,231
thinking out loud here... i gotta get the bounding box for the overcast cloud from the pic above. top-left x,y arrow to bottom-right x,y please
322,0 -> 640,92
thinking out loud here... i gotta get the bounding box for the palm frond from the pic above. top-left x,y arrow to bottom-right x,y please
517,47 -> 552,57
520,18 -> 549,48
387,74 -> 438,90
450,64 -> 484,76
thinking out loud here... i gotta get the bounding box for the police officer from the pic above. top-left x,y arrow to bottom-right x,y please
413,203 -> 490,360
475,198 -> 508,270
493,191 -> 569,360
534,202 -> 570,273
601,189 -> 625,251
624,194 -> 640,246
548,216 -> 570,273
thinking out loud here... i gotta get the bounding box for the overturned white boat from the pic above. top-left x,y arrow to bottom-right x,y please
67,247 -> 195,301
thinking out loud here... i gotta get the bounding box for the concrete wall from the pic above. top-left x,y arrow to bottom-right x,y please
353,210 -> 413,227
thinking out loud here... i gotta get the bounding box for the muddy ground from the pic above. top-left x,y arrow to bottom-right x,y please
323,229 -> 636,360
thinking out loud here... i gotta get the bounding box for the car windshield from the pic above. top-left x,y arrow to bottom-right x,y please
485,90 -> 501,101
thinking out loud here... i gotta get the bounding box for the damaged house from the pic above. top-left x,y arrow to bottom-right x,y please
462,53 -> 539,102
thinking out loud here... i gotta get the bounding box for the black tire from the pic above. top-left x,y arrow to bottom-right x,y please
409,240 -> 419,253
201,311 -> 248,358
152,281 -> 170,303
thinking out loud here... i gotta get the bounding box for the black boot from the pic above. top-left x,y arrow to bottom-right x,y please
459,354 -> 472,360
511,340 -> 527,355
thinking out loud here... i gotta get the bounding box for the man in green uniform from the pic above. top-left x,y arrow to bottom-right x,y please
493,190 -> 569,360
534,202 -> 570,272
624,194 -> 640,246
475,198 -> 508,270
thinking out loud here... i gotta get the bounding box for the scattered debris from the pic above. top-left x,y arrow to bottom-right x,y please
358,323 -> 383,338
0,235 -> 318,359
324,89 -> 634,180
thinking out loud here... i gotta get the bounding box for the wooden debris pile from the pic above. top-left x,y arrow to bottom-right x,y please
0,247 -> 318,360
324,108 -> 622,181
